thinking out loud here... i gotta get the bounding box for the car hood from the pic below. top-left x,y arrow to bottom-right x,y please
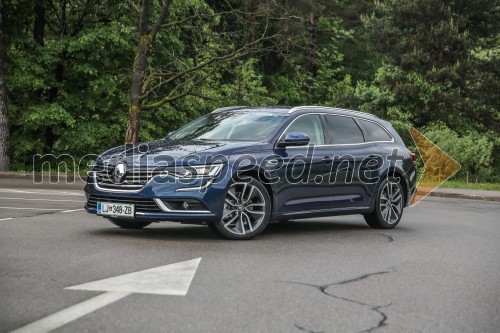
97,139 -> 261,167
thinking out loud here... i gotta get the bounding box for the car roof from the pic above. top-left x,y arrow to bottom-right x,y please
211,105 -> 380,121
211,106 -> 291,113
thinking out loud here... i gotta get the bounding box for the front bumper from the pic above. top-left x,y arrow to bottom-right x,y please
84,173 -> 229,223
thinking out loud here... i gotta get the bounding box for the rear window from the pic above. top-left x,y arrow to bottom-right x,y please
325,115 -> 364,144
357,119 -> 392,142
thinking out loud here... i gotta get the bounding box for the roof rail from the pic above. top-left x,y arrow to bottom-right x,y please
211,106 -> 249,113
288,106 -> 379,119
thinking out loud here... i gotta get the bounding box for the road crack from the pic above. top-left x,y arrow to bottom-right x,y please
284,266 -> 400,333
334,267 -> 396,286
375,233 -> 394,243
295,323 -> 324,333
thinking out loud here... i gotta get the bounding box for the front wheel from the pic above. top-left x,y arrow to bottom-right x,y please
364,178 -> 404,229
108,218 -> 152,229
209,177 -> 271,240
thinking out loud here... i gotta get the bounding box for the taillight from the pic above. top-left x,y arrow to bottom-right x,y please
409,152 -> 417,164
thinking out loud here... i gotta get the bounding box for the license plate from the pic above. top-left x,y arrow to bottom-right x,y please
97,202 -> 135,218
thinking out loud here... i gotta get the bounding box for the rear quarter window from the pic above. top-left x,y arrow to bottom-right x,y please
356,119 -> 393,142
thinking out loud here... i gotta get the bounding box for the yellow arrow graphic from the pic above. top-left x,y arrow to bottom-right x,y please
409,127 -> 461,206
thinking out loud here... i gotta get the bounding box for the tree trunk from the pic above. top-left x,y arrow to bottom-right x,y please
307,12 -> 319,102
125,0 -> 152,145
250,0 -> 257,43
34,1 -> 57,154
0,0 -> 10,171
34,2 -> 46,46
308,12 -> 319,77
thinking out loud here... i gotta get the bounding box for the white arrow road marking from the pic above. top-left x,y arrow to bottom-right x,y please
10,258 -> 202,333
66,257 -> 201,295
60,208 -> 85,213
0,207 -> 65,211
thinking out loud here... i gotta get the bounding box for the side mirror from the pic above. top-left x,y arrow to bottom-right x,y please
165,131 -> 175,139
277,132 -> 310,148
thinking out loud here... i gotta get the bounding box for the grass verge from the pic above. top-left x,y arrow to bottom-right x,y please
440,180 -> 500,191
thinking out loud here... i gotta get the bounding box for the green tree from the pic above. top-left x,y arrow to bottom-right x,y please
124,0 -> 292,144
362,0 -> 499,132
266,0 -> 350,105
4,0 -> 136,169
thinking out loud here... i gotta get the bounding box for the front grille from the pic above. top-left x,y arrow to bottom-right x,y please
93,164 -> 166,190
86,194 -> 162,213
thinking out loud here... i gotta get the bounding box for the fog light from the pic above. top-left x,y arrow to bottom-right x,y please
182,201 -> 189,210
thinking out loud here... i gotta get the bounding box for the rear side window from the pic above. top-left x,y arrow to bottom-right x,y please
325,115 -> 364,144
357,119 -> 393,142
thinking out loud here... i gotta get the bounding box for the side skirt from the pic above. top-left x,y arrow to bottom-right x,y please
272,206 -> 373,220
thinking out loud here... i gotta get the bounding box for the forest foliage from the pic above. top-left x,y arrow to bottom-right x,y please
2,0 -> 499,181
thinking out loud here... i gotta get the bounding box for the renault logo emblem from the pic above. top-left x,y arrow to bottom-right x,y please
113,162 -> 127,183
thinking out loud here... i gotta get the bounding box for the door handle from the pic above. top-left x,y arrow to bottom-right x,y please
322,156 -> 334,164
266,159 -> 279,167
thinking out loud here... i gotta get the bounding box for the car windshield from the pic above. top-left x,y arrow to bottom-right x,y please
168,111 -> 288,142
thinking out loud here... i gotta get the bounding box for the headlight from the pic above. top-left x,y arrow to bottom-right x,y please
167,163 -> 224,179
191,164 -> 224,178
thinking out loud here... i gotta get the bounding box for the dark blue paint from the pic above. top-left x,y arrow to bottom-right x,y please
84,107 -> 417,224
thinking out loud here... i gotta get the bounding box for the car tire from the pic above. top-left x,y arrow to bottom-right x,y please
207,222 -> 223,236
209,177 -> 271,240
108,218 -> 152,229
364,177 -> 404,229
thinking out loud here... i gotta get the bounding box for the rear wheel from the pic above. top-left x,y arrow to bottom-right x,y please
364,178 -> 404,229
209,177 -> 271,240
108,218 -> 152,229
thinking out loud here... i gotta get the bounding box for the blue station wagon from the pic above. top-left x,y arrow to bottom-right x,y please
85,106 -> 417,239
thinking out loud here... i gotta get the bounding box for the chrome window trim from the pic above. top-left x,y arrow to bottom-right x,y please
275,112 -> 394,149
211,106 -> 249,113
288,106 -> 380,119
153,198 -> 210,213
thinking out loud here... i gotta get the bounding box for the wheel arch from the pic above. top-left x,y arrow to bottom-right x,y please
384,167 -> 409,207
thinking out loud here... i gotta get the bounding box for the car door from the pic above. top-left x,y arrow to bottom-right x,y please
322,114 -> 373,209
272,114 -> 334,213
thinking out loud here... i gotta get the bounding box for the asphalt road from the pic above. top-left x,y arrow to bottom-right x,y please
1,180 -> 499,333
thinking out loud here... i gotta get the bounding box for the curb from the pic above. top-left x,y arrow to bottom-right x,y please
417,190 -> 500,202
0,172 -> 36,179
0,172 -> 86,190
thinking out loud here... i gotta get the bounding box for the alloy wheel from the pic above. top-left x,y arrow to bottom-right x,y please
379,182 -> 403,224
221,182 -> 267,235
